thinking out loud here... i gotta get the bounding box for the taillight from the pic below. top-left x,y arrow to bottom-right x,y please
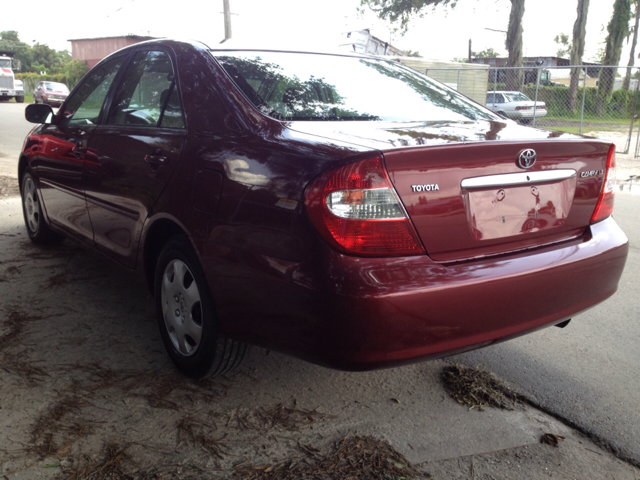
305,156 -> 425,256
590,144 -> 616,224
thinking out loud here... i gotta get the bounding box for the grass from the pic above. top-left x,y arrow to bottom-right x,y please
544,113 -> 634,125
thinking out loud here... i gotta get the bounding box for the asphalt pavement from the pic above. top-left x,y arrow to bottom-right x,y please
451,192 -> 640,465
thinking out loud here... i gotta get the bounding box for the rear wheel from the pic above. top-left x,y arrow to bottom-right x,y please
21,172 -> 63,244
15,96 -> 24,103
154,235 -> 247,378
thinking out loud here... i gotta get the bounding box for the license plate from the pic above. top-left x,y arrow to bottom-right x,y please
466,181 -> 574,240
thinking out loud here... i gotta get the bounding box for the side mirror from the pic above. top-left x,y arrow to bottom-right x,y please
25,103 -> 55,124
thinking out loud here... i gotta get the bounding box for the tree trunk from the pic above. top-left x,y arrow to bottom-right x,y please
569,0 -> 590,112
597,0 -> 633,114
505,0 -> 526,91
623,4 -> 640,90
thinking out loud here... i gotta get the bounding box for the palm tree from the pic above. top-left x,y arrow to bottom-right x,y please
568,0 -> 590,112
505,0 -> 525,91
597,0 -> 633,114
623,2 -> 640,91
360,0 -> 527,90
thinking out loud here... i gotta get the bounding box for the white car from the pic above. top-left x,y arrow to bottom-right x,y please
486,91 -> 547,123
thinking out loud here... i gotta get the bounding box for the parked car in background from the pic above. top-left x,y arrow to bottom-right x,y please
19,39 -> 628,379
33,81 -> 70,107
486,91 -> 547,123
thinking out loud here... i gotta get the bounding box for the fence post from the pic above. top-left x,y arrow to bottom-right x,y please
492,67 -> 497,97
579,70 -> 587,135
533,67 -> 541,127
457,69 -> 461,92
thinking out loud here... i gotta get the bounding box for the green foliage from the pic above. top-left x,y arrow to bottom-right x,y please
359,0 -> 457,33
598,0 -> 633,111
473,48 -> 501,59
64,60 -> 88,86
486,83 -> 635,118
0,30 -> 74,74
554,33 -> 571,58
0,30 -> 21,43
404,49 -> 422,57
518,85 -> 635,118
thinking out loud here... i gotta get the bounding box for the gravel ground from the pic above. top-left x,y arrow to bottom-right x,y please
1,181 -> 639,479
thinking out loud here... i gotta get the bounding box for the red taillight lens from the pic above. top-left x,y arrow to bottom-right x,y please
590,144 -> 616,224
305,156 -> 425,256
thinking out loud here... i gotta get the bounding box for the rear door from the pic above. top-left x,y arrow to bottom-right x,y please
84,49 -> 186,268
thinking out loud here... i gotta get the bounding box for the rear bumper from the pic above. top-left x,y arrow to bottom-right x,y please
215,216 -> 628,371
508,109 -> 547,120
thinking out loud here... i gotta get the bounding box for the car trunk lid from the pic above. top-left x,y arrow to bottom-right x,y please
383,139 -> 611,262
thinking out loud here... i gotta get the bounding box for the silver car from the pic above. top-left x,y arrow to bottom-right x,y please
486,91 -> 547,124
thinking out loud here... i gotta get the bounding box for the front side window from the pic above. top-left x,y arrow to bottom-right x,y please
213,51 -> 498,122
61,56 -> 123,126
107,50 -> 184,128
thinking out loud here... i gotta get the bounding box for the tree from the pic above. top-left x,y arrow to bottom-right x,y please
473,47 -> 501,58
568,0 -> 590,112
554,33 -> 571,58
359,0 -> 526,89
623,3 -> 640,90
0,30 -> 71,74
505,0 -> 525,90
597,0 -> 633,113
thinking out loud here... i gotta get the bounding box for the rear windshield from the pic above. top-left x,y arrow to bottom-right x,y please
212,51 -> 497,122
505,92 -> 531,102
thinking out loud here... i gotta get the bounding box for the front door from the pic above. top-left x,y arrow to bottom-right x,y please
35,56 -> 124,244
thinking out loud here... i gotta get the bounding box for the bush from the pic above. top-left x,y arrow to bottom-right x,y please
18,60 -> 88,94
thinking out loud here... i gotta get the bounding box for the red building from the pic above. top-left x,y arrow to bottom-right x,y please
69,35 -> 156,68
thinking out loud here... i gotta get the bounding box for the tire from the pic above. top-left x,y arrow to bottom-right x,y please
21,172 -> 63,244
15,96 -> 24,103
154,235 -> 247,378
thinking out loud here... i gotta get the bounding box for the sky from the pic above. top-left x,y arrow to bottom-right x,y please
0,0 -> 633,64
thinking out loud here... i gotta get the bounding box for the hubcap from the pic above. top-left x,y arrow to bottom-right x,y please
23,177 -> 40,233
160,259 -> 203,357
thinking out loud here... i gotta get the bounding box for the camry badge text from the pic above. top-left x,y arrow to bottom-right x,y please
517,149 -> 537,169
411,184 -> 440,192
581,169 -> 605,178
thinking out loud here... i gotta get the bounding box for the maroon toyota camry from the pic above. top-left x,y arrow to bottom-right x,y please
19,39 -> 628,378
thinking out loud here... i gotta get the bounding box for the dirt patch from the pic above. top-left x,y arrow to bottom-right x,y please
0,175 -> 19,198
237,436 -> 430,480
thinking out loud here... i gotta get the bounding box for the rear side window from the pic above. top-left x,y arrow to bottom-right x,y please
214,51 -> 498,122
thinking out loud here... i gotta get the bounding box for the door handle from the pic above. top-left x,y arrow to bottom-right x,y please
71,145 -> 87,158
144,154 -> 167,165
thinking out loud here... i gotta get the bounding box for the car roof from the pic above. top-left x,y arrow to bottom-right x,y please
132,37 -> 392,61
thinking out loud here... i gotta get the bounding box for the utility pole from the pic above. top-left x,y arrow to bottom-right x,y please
223,0 -> 232,40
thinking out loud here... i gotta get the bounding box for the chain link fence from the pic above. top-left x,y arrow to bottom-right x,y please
425,65 -> 640,150
424,65 -> 640,193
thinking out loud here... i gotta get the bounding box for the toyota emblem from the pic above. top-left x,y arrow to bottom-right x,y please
517,149 -> 537,169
